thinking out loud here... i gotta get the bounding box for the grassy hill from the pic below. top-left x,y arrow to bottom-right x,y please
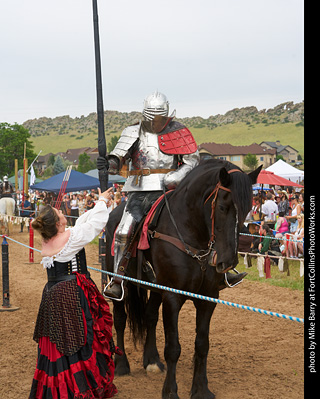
24,101 -> 304,158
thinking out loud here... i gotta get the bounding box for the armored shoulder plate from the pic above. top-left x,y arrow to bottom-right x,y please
158,121 -> 198,155
110,123 -> 140,158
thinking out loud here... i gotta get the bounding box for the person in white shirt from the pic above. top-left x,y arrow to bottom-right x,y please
29,187 -> 118,399
261,192 -> 278,220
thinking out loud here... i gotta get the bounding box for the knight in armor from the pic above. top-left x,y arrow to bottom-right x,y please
99,92 -> 246,300
0,176 -> 14,198
98,92 -> 199,299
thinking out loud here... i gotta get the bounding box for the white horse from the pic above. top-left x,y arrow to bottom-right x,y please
0,197 -> 16,235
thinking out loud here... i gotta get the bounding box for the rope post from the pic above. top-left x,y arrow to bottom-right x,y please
0,236 -> 19,312
29,219 -> 34,263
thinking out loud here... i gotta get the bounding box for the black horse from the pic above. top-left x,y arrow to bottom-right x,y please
103,159 -> 261,399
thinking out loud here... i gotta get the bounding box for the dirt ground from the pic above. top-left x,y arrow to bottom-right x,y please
0,226 -> 304,399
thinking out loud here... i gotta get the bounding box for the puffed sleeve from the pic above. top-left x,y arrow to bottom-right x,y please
41,201 -> 110,267
71,200 -> 109,247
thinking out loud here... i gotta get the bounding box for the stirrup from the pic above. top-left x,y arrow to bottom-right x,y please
224,268 -> 245,288
103,279 -> 125,301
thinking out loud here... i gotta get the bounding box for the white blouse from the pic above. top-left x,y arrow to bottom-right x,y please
41,201 -> 109,269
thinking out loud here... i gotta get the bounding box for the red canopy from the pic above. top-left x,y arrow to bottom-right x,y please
257,170 -> 304,188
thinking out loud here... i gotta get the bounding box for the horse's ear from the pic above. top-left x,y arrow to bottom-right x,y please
248,165 -> 263,184
219,167 -> 231,187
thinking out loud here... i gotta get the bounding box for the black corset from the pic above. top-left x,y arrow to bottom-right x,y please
46,248 -> 88,283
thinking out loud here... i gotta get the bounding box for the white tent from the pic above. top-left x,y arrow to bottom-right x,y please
266,159 -> 304,184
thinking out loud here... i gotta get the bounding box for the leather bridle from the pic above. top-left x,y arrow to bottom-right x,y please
204,169 -> 242,244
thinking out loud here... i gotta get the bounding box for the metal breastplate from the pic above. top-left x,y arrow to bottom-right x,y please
123,129 -> 178,192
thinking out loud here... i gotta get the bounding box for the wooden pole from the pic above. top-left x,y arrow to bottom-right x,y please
92,0 -> 108,192
14,159 -> 18,192
22,143 -> 26,202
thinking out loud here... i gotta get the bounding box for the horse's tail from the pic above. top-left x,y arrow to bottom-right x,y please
0,198 -> 15,215
124,282 -> 148,346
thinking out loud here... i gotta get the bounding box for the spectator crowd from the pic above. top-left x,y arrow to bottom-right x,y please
15,185 -> 128,232
243,186 -> 304,260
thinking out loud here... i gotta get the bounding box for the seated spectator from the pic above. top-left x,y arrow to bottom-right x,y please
287,214 -> 304,258
285,194 -> 301,233
261,192 -> 278,220
275,211 -> 290,239
258,224 -> 272,254
251,197 -> 264,220
298,192 -> 304,214
274,194 -> 281,210
278,190 -> 290,216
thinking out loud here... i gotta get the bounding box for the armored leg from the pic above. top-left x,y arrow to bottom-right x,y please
104,208 -> 137,300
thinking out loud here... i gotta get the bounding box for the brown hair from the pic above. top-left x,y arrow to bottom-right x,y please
32,205 -> 59,241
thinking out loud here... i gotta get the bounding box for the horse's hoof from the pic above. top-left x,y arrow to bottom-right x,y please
191,388 -> 215,399
114,354 -> 130,376
115,365 -> 130,376
146,362 -> 165,373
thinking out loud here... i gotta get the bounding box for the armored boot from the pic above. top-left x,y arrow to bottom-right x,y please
103,239 -> 127,300
103,211 -> 136,301
106,280 -> 124,300
218,270 -> 248,291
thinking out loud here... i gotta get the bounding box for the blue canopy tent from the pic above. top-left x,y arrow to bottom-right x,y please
30,170 -> 101,193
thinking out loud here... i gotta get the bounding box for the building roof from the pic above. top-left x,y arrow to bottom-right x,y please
36,147 -> 99,166
259,141 -> 298,153
198,142 -> 276,156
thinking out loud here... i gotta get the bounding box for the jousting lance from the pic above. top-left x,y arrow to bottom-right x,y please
92,0 -> 108,192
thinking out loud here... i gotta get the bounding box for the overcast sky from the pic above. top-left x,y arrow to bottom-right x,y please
1,0 -> 304,124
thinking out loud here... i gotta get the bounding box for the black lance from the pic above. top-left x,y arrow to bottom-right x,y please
92,0 -> 108,192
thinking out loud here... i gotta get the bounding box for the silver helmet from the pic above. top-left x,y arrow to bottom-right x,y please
142,91 -> 169,121
3,175 -> 8,182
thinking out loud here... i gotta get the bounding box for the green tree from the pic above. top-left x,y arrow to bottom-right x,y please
0,122 -> 36,177
243,153 -> 258,170
47,154 -> 55,166
53,155 -> 65,175
77,153 -> 96,173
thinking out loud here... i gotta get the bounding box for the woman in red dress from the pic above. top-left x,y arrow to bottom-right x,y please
30,187 -> 117,399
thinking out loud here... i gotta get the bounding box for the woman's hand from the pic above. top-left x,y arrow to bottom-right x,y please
98,187 -> 114,202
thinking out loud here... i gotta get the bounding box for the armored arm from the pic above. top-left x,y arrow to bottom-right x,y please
163,150 -> 200,190
96,124 -> 140,176
107,124 -> 140,175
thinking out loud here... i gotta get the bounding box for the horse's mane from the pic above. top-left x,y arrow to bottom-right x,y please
174,158 -> 253,224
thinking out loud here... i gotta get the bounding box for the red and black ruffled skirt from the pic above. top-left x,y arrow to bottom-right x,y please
29,273 -> 117,399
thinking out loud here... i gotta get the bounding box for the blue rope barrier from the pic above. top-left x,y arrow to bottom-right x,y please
88,266 -> 304,324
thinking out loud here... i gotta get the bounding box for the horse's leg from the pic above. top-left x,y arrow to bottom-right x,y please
143,291 -> 164,372
162,293 -> 185,399
113,300 -> 130,376
191,299 -> 216,399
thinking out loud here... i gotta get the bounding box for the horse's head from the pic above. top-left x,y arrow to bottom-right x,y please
203,163 -> 261,274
